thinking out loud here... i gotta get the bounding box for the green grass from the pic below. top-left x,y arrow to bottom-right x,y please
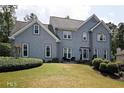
0,63 -> 124,88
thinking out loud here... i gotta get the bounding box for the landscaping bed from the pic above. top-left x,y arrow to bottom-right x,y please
0,57 -> 43,72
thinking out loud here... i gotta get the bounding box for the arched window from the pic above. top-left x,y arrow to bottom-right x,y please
45,45 -> 51,58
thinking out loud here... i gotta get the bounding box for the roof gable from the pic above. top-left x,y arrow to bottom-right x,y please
77,14 -> 100,30
90,20 -> 111,33
9,19 -> 60,42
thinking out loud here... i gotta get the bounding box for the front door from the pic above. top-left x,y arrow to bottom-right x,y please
82,48 -> 89,60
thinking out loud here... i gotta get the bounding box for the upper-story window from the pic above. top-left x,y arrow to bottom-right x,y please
97,33 -> 106,41
34,24 -> 39,34
63,31 -> 72,39
82,32 -> 87,41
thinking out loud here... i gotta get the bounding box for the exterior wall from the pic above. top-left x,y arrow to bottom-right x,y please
116,55 -> 124,62
56,17 -> 99,60
92,23 -> 111,60
14,23 -> 57,61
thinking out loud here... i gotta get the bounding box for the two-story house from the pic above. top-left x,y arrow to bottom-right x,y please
9,14 -> 111,62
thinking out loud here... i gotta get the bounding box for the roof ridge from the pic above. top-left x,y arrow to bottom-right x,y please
50,16 -> 84,22
16,20 -> 28,23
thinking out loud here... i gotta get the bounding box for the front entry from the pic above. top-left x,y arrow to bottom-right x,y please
82,48 -> 89,60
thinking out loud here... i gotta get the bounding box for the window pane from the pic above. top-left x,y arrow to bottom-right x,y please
94,49 -> 97,57
83,49 -> 87,58
23,44 -> 28,56
24,51 -> 27,56
68,35 -> 71,38
35,30 -> 38,33
104,50 -> 107,59
97,34 -> 106,41
46,46 -> 50,57
64,35 -> 67,38
34,25 -> 39,34
68,53 -> 71,58
68,48 -> 72,59
83,32 -> 87,41
64,53 -> 67,58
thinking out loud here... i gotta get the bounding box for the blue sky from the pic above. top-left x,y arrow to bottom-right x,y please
16,5 -> 124,25
89,6 -> 124,25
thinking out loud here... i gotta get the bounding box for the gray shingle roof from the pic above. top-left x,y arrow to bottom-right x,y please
50,16 -> 84,31
10,20 -> 60,39
10,21 -> 28,36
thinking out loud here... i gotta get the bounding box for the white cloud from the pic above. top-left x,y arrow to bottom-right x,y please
16,5 -> 91,23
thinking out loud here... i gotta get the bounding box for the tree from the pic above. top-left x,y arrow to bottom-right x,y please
116,22 -> 124,49
24,13 -> 38,22
0,5 -> 17,42
106,22 -> 118,56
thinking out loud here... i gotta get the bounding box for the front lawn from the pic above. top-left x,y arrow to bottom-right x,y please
0,63 -> 124,88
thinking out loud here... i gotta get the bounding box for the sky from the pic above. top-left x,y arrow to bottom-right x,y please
15,5 -> 124,25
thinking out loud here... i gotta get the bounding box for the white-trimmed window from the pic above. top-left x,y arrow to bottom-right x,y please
104,49 -> 107,59
22,43 -> 29,57
45,45 -> 51,58
63,48 -> 72,59
34,24 -> 39,34
94,48 -> 98,58
97,34 -> 106,41
63,31 -> 72,39
82,32 -> 87,41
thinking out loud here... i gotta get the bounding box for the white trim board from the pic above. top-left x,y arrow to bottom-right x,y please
77,14 -> 100,30
90,20 -> 111,33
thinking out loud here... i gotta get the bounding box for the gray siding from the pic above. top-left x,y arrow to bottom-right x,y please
56,17 -> 99,60
14,23 -> 57,60
91,23 -> 111,60
13,16 -> 111,61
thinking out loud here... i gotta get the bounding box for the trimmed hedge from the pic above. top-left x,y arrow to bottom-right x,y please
103,59 -> 111,64
99,62 -> 108,73
92,58 -> 104,70
0,43 -> 11,56
0,57 -> 43,72
107,63 -> 119,74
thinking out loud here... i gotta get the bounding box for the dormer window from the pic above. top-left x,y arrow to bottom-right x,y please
34,24 -> 39,34
82,32 -> 87,41
97,34 -> 106,41
63,31 -> 72,39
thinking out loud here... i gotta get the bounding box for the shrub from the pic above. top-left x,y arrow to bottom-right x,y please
103,59 -> 110,64
107,63 -> 119,74
46,60 -> 52,63
116,62 -> 124,71
0,57 -> 43,72
52,58 -> 60,63
92,58 -> 104,70
99,62 -> 108,73
62,57 -> 67,61
71,57 -> 75,61
0,43 -> 11,56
